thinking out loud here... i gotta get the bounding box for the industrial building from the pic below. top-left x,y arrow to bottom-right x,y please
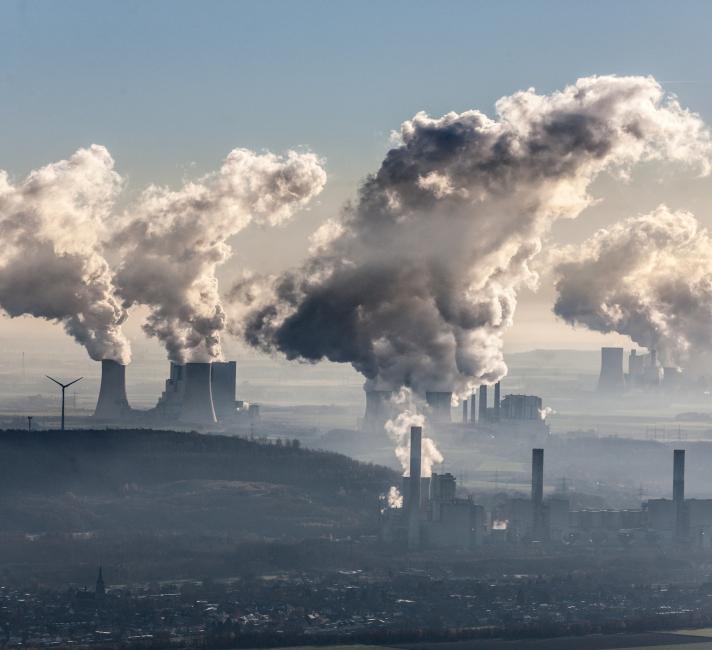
381,425 -> 485,550
598,347 -> 625,393
92,357 -> 257,429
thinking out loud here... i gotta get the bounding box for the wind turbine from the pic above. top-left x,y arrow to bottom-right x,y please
46,375 -> 82,432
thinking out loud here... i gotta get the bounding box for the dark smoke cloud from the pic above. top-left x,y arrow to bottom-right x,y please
232,75 -> 710,395
114,149 -> 326,364
0,146 -> 130,363
553,205 -> 712,368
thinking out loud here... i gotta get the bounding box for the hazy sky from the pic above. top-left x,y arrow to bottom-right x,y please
2,0 -> 712,374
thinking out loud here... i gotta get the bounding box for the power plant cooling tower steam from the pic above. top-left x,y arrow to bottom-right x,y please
426,391 -> 452,423
234,75 -> 711,400
179,362 -> 217,425
210,361 -> 237,420
408,425 -> 422,550
94,359 -> 131,419
598,347 -> 625,393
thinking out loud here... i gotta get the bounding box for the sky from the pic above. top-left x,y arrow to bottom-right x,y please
1,0 -> 712,388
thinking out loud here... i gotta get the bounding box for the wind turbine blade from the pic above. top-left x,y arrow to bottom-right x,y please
45,375 -> 63,387
65,377 -> 83,388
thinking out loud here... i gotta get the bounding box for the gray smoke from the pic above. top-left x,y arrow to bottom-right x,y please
0,146 -> 131,363
114,148 -> 326,364
553,205 -> 712,368
234,75 -> 710,396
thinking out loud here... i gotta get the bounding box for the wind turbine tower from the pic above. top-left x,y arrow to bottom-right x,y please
46,375 -> 82,432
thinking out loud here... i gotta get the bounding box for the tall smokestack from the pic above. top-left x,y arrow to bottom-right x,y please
673,449 -> 686,541
531,448 -> 544,540
478,385 -> 487,422
426,391 -> 452,423
94,359 -> 131,420
179,362 -> 217,425
598,347 -> 625,393
462,399 -> 468,424
408,425 -> 422,550
469,392 -> 476,424
494,381 -> 501,420
210,361 -> 237,421
363,389 -> 392,432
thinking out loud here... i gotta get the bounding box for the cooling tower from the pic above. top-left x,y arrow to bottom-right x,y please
598,347 -> 625,393
94,359 -> 131,419
179,362 -> 217,425
426,391 -> 452,422
673,449 -> 686,541
531,448 -> 545,540
211,361 -> 237,421
363,389 -> 393,432
408,425 -> 422,550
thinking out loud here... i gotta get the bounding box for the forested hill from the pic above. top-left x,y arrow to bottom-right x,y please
0,428 -> 396,495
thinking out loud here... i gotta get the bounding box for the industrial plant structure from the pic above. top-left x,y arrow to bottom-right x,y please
382,443 -> 712,549
92,358 -> 258,429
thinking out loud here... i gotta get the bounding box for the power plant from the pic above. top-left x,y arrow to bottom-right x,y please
598,347 -> 625,393
89,358 -> 257,429
94,360 -> 131,420
425,391 -> 452,423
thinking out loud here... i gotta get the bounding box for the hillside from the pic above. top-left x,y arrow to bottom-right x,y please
0,429 -> 397,539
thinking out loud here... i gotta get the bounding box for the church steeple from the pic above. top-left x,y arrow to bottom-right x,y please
95,566 -> 105,598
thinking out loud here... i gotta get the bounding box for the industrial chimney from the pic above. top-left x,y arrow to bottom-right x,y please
673,449 -> 686,541
598,347 -> 625,393
179,362 -> 217,425
363,389 -> 393,432
407,425 -> 422,550
494,381 -> 501,420
210,361 -> 237,421
478,385 -> 487,422
426,391 -> 452,423
462,398 -> 468,424
469,391 -> 476,425
531,448 -> 544,540
94,359 -> 131,420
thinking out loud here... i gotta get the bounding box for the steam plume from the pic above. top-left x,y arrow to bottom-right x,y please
0,146 -> 130,363
114,149 -> 326,363
553,205 -> 712,368
385,388 -> 443,477
235,75 -> 710,396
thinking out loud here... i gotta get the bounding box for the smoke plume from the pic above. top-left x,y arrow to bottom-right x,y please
0,146 -> 131,363
235,75 -> 710,396
114,149 -> 326,364
385,388 -> 444,477
553,205 -> 712,368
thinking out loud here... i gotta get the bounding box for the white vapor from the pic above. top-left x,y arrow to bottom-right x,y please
553,205 -> 712,369
384,388 -> 444,477
114,149 -> 326,364
236,75 -> 711,397
0,146 -> 131,363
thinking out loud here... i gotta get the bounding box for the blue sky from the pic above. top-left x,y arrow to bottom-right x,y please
2,0 -> 712,363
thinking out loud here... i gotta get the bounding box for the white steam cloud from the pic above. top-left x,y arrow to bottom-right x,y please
114,149 -> 326,363
384,388 -> 444,477
0,146 -> 131,363
553,205 -> 712,369
235,75 -> 710,396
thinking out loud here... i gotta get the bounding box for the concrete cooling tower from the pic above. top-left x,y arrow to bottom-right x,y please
94,359 -> 131,419
426,391 -> 452,423
598,347 -> 625,393
211,361 -> 237,420
363,389 -> 393,432
179,362 -> 217,425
